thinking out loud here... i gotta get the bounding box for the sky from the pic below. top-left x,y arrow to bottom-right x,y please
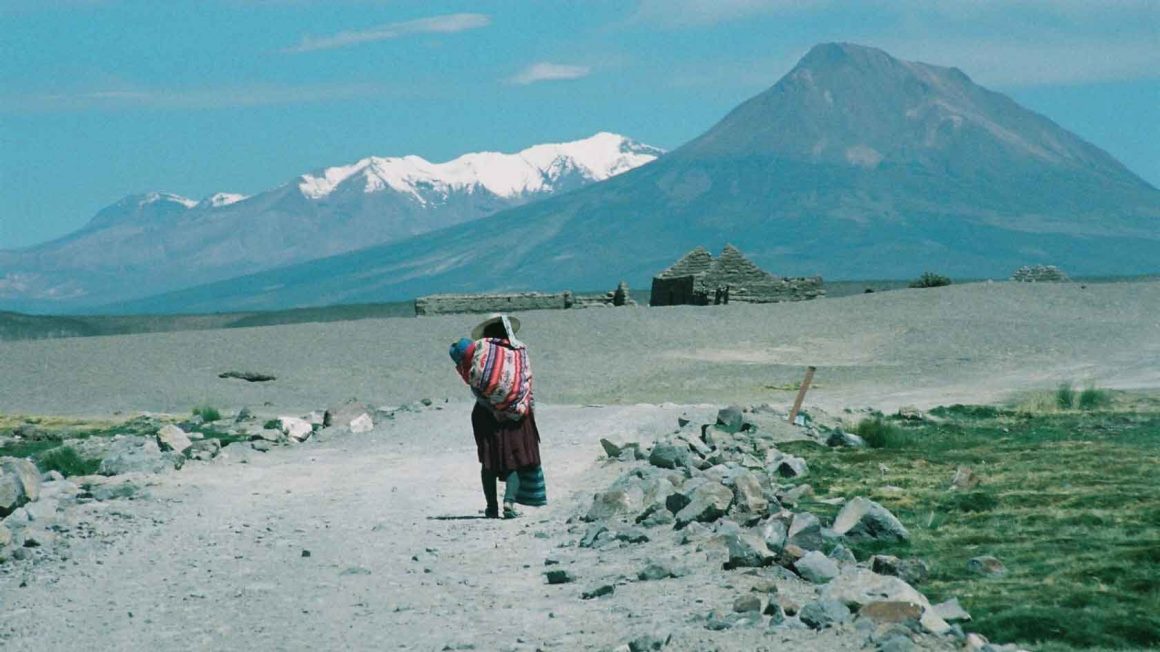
1,0 -> 1157,249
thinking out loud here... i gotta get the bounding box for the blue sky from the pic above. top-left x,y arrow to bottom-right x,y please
1,0 -> 1157,248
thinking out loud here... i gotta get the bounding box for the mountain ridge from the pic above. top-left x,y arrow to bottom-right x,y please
0,133 -> 662,312
112,42 -> 1159,314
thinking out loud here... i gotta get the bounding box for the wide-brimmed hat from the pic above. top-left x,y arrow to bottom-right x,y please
471,313 -> 521,340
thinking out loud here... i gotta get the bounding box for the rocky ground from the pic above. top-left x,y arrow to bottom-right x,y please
0,282 -> 1156,650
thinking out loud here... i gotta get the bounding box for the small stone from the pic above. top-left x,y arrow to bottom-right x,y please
301,549 -> 311,558
786,512 -> 823,550
349,413 -> 374,434
638,562 -> 680,582
763,601 -> 785,625
825,430 -> 866,448
616,528 -> 650,544
932,597 -> 971,622
777,595 -> 800,617
674,481 -> 733,528
871,555 -> 929,585
600,439 -> 622,458
716,406 -> 745,433
733,594 -> 762,612
628,633 -> 670,652
582,584 -> 615,599
828,544 -> 857,564
251,440 -> 272,453
795,550 -> 840,584
722,533 -> 774,570
280,417 -> 314,442
648,442 -> 689,470
156,424 -> 193,455
544,569 -> 575,585
966,555 -> 1006,577
858,600 -> 923,624
798,599 -> 852,629
767,452 -> 808,478
950,466 -> 980,490
832,497 -> 910,543
587,490 -> 637,522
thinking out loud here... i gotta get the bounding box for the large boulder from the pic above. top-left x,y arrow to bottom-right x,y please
156,425 -> 192,456
821,568 -> 951,635
716,405 -> 745,433
674,481 -> 733,528
832,497 -> 910,542
0,457 -> 41,518
798,599 -> 852,629
98,438 -> 184,476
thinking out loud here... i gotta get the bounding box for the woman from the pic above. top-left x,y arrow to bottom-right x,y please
449,314 -> 546,519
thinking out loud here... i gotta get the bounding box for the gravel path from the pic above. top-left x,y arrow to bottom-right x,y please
1,404 -> 873,651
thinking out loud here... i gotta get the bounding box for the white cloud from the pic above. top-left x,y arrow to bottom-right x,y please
507,62 -> 592,86
0,82 -> 398,112
631,0 -> 828,27
284,13 -> 490,53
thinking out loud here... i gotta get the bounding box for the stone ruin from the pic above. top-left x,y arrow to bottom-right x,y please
414,291 -> 575,316
1011,265 -> 1070,283
650,245 -> 824,307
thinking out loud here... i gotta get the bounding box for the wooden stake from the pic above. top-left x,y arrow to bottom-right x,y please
788,366 -> 817,425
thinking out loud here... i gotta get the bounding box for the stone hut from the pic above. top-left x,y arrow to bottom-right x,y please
650,244 -> 824,306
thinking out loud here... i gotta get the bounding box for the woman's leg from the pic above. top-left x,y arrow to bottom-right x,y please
502,470 -> 520,506
480,466 -> 499,517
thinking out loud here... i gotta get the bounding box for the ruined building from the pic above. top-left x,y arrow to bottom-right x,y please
650,245 -> 824,306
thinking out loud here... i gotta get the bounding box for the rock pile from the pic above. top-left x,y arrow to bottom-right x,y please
1011,265 -> 1069,283
560,405 -> 1018,650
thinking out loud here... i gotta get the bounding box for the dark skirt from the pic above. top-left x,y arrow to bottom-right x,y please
472,403 -> 541,474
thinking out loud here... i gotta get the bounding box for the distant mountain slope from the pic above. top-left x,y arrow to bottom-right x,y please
119,42 -> 1159,314
0,133 -> 661,313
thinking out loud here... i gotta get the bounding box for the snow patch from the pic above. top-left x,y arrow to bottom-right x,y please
141,192 -> 197,209
296,132 -> 662,202
201,193 -> 249,208
845,145 -> 883,168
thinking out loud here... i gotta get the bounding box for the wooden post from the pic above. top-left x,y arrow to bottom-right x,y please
788,366 -> 817,425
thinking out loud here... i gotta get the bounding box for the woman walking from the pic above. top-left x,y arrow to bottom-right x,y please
449,314 -> 546,519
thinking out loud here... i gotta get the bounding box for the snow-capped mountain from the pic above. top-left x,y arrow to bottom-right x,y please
297,131 -> 660,202
0,133 -> 662,313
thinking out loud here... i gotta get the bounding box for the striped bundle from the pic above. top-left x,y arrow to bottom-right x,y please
456,337 -> 534,421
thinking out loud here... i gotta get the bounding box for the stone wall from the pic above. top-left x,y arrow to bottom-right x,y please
414,292 -> 574,316
650,244 -> 825,306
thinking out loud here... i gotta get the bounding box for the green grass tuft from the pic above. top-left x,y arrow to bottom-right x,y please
192,405 -> 222,422
855,417 -> 912,449
1078,385 -> 1112,411
1056,382 -> 1076,409
36,446 -> 102,477
909,271 -> 952,288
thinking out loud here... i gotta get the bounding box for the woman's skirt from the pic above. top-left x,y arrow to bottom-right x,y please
472,402 -> 542,474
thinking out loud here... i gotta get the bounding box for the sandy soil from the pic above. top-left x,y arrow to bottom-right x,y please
1,282 -> 1157,417
0,282 -> 1156,650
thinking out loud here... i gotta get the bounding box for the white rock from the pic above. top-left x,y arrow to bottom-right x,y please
156,424 -> 193,455
280,417 -> 313,442
349,413 -> 374,434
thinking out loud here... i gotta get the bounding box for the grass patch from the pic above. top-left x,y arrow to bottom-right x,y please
789,398 -> 1160,650
909,271 -> 952,288
1078,385 -> 1112,411
855,417 -> 914,449
192,405 -> 222,422
1056,382 -> 1077,410
35,446 -> 102,477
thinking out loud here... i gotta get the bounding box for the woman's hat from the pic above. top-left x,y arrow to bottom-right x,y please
471,313 -> 521,340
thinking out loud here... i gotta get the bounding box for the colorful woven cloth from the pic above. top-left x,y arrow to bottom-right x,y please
515,465 -> 547,507
456,337 -> 534,421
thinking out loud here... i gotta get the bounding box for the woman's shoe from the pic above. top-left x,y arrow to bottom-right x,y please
502,502 -> 520,519
484,506 -> 500,519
